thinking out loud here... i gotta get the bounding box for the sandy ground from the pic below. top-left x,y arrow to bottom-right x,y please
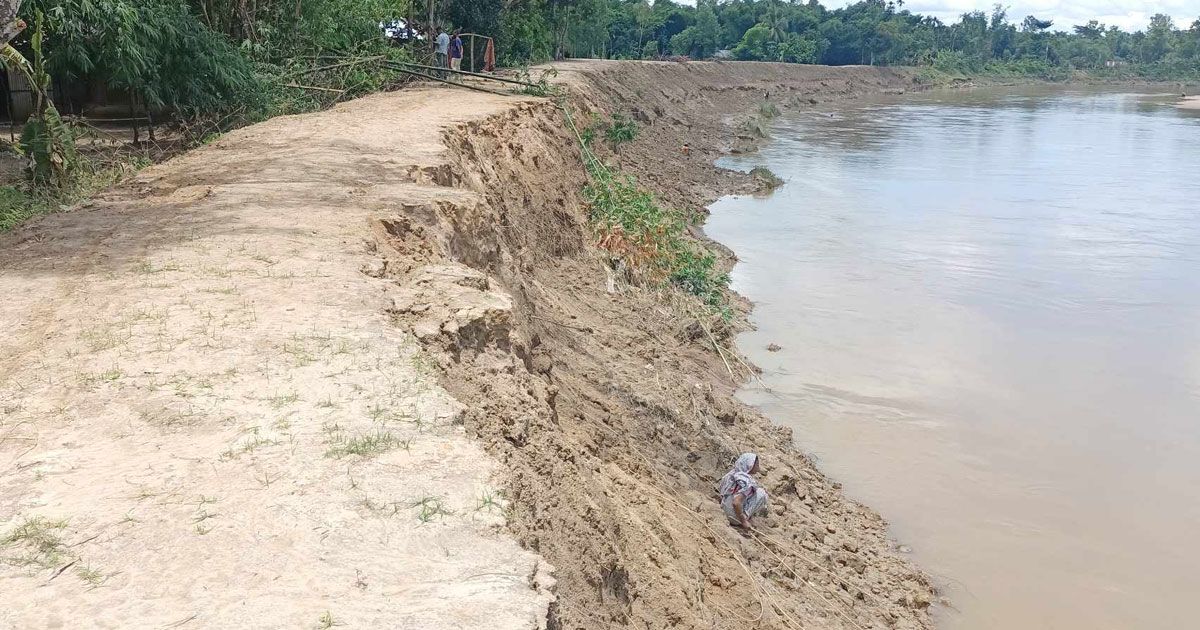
1178,95 -> 1200,109
3,60 -> 936,630
0,90 -> 553,629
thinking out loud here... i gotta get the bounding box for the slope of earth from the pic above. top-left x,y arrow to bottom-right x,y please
2,59 -> 936,630
409,60 -> 937,630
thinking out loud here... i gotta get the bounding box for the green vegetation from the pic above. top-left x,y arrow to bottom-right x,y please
749,166 -> 784,190
463,1 -> 1200,79
1,515 -> 69,569
412,496 -> 453,523
0,151 -> 147,231
603,114 -> 639,148
2,0 -> 419,229
14,0 -> 419,125
325,430 -> 408,459
569,107 -> 730,311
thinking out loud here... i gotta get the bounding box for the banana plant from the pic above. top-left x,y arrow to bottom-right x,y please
1,7 -> 77,187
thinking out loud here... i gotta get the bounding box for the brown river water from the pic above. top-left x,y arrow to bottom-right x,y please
706,87 -> 1200,629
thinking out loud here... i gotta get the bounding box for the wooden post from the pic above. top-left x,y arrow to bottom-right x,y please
470,35 -> 475,73
128,94 -> 139,145
146,101 -> 156,143
6,78 -> 14,142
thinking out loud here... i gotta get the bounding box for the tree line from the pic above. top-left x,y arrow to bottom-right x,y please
6,0 -> 1199,124
486,0 -> 1199,79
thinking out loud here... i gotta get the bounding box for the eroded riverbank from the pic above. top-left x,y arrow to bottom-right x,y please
2,60 -> 935,629
420,60 -> 938,629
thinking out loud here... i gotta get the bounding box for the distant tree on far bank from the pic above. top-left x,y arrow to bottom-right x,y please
476,0 -> 1200,80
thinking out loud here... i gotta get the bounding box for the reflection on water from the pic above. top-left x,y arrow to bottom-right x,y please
706,87 -> 1200,630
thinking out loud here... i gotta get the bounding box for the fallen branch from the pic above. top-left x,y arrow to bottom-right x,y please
383,66 -> 511,96
282,83 -> 346,94
285,56 -> 385,78
386,60 -> 541,88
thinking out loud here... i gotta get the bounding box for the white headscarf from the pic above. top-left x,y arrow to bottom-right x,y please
717,452 -> 759,498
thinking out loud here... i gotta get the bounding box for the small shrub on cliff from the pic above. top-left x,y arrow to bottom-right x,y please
757,100 -> 781,118
604,114 -> 639,149
580,114 -> 640,151
566,108 -> 729,312
670,249 -> 729,308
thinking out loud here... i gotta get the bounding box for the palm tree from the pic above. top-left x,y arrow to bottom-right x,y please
766,0 -> 789,42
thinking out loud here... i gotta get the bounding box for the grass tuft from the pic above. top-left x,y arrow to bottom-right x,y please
325,430 -> 408,459
0,516 -> 69,569
412,496 -> 453,523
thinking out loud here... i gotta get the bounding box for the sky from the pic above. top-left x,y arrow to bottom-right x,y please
886,1 -> 1200,31
677,1 -> 1200,32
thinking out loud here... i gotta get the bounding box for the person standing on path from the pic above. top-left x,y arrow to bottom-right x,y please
449,30 -> 464,80
434,27 -> 450,79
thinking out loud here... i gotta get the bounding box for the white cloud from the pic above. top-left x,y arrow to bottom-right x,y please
674,1 -> 1200,31
847,1 -> 1200,31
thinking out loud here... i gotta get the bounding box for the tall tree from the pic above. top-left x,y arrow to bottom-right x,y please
1,0 -> 22,47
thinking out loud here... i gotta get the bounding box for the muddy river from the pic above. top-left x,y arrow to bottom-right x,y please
706,87 -> 1200,629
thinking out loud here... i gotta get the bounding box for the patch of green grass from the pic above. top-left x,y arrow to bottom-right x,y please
0,516 -> 69,569
580,113 -> 640,152
412,496 -> 453,523
79,324 -> 131,352
0,186 -> 51,232
1,144 -> 148,233
99,366 -> 124,382
75,562 -> 107,587
325,430 -> 408,459
268,391 -> 300,409
603,114 -> 639,149
133,259 -> 182,274
566,106 -> 729,313
476,489 -> 504,513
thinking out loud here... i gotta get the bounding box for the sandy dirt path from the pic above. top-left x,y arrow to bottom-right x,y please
0,89 -> 553,629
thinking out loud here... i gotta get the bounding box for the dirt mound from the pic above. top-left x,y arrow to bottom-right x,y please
367,61 -> 936,629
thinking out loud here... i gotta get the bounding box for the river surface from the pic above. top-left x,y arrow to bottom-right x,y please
706,87 -> 1200,630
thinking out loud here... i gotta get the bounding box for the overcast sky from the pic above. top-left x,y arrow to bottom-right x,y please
679,2 -> 1200,32
879,1 -> 1200,31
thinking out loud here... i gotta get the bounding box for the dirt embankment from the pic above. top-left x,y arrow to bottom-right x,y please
379,60 -> 937,629
0,60 -> 934,629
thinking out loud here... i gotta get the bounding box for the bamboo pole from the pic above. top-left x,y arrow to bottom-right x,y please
283,83 -> 346,94
284,56 -> 385,78
386,60 -> 537,87
385,66 -> 511,96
